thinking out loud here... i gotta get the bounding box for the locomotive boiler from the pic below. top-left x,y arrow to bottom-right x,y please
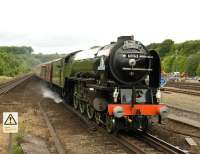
37,35 -> 168,133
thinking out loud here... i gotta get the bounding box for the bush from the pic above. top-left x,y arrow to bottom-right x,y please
15,133 -> 24,145
0,46 -> 66,77
196,64 -> 200,76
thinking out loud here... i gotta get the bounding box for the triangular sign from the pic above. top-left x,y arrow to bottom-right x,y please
4,114 -> 17,125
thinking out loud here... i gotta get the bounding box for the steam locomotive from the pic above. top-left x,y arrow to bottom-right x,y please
36,36 -> 168,133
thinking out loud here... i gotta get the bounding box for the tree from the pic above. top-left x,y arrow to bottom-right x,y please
162,55 -> 175,72
159,39 -> 174,57
196,64 -> 200,76
171,56 -> 187,72
0,46 -> 34,54
185,54 -> 200,76
175,40 -> 200,55
147,39 -> 200,74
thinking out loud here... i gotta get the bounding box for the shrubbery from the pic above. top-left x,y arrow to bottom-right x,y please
148,40 -> 200,76
0,46 -> 65,77
196,64 -> 200,76
0,52 -> 28,76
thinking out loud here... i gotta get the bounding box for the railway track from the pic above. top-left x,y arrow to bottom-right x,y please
0,74 -> 33,95
63,99 -> 188,154
117,131 -> 189,154
167,105 -> 200,123
40,90 -> 130,154
164,105 -> 200,139
150,105 -> 200,151
162,82 -> 200,96
161,87 -> 200,96
166,82 -> 200,90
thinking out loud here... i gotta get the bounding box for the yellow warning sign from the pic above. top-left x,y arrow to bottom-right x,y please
3,112 -> 18,133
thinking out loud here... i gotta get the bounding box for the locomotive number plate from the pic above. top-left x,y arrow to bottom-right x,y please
127,53 -> 140,58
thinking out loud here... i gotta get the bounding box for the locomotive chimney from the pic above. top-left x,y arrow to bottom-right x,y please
117,35 -> 134,42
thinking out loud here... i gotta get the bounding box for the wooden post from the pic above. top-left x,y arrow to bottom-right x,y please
8,133 -> 12,154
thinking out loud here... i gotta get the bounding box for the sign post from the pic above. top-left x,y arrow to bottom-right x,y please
9,133 -> 12,154
160,77 -> 167,87
3,112 -> 18,154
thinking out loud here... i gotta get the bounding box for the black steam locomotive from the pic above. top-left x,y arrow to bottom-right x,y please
36,35 -> 168,133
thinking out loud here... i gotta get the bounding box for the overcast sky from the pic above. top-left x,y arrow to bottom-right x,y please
0,0 -> 199,54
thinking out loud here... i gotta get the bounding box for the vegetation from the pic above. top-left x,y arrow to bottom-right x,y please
13,144 -> 23,154
147,40 -> 200,76
0,76 -> 13,84
13,133 -> 24,154
0,46 -> 65,77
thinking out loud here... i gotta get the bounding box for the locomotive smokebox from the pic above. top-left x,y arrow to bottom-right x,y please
109,36 -> 151,86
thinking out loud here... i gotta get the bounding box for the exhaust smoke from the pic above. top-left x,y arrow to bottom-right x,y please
41,86 -> 63,103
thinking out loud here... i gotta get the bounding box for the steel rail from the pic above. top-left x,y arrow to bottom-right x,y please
0,74 -> 33,95
167,105 -> 200,116
63,101 -> 145,154
161,87 -> 200,96
62,100 -> 189,154
142,132 -> 188,154
115,130 -> 189,154
166,82 -> 200,87
163,81 -> 200,95
167,105 -> 200,122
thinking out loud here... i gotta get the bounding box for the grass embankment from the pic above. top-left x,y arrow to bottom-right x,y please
0,76 -> 13,84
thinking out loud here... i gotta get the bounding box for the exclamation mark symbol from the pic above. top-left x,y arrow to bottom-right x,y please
9,116 -> 12,124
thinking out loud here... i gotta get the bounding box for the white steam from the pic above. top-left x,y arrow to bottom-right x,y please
41,86 -> 63,103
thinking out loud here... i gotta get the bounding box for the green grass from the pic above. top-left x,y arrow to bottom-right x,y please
0,76 -> 13,84
13,144 -> 23,154
15,133 -> 24,145
12,133 -> 24,154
